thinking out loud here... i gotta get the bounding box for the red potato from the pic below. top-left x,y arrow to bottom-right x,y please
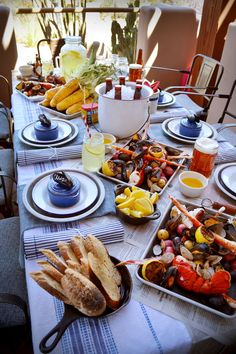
162,166 -> 175,178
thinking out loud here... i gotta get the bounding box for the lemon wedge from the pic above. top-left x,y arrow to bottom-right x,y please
141,260 -> 166,283
130,190 -> 147,199
149,192 -> 159,204
130,210 -> 143,218
133,198 -> 154,216
115,193 -> 127,204
117,197 -> 135,209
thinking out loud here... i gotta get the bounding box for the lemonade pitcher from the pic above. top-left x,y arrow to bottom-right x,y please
82,132 -> 105,172
59,36 -> 87,82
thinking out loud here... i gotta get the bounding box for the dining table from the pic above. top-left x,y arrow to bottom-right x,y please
11,77 -> 236,354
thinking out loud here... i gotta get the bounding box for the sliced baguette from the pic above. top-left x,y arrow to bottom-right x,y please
57,241 -> 80,265
70,236 -> 88,261
30,270 -> 70,304
87,252 -> 121,310
39,248 -> 67,273
84,235 -> 121,286
61,268 -> 106,317
37,260 -> 64,282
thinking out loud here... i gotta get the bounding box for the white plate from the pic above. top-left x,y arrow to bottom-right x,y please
23,168 -> 105,222
32,171 -> 98,215
157,92 -> 176,108
136,198 -> 236,318
220,165 -> 236,194
16,89 -> 45,102
215,163 -> 236,200
167,118 -> 213,140
18,120 -> 78,148
162,118 -> 218,144
22,119 -> 73,144
39,103 -> 82,120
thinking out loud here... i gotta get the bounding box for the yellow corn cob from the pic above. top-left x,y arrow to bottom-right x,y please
66,96 -> 94,115
50,78 -> 80,107
56,88 -> 90,111
40,98 -> 51,107
45,86 -> 61,100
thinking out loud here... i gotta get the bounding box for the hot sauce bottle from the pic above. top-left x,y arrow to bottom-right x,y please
114,85 -> 122,100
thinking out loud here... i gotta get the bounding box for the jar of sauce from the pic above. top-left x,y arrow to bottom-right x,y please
190,137 -> 219,178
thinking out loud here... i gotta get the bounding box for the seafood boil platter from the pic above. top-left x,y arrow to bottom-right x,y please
133,197 -> 236,318
98,134 -> 186,196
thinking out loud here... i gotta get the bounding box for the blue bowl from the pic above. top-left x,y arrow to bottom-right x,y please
158,91 -> 165,103
47,176 -> 80,207
34,120 -> 59,141
179,117 -> 202,138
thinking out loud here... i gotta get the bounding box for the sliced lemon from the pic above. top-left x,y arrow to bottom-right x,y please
133,197 -> 154,216
195,226 -> 214,244
115,193 -> 127,204
141,260 -> 166,283
149,192 -> 159,204
124,187 -> 132,197
120,208 -> 130,216
131,185 -> 138,191
130,190 -> 147,199
130,210 -> 143,218
117,197 -> 135,209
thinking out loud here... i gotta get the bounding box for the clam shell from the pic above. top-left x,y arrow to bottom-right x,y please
180,245 -> 193,261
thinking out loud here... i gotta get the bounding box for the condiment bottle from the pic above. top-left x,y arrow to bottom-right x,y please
105,77 -> 113,93
133,84 -> 142,100
114,85 -> 122,100
128,64 -> 142,82
190,137 -> 219,178
35,54 -> 42,78
59,36 -> 87,82
136,48 -> 143,66
81,102 -> 98,125
119,76 -> 126,85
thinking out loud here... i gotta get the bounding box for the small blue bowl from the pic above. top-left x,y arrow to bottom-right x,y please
158,91 -> 165,103
34,120 -> 58,141
179,117 -> 202,138
47,176 -> 80,208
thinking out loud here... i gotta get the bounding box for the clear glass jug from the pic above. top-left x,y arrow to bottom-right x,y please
59,36 -> 87,82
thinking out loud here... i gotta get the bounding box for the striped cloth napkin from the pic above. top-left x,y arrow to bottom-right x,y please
215,141 -> 236,165
17,144 -> 82,166
23,220 -> 124,259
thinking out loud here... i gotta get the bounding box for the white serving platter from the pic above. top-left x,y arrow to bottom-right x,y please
136,198 -> 236,319
39,103 -> 82,120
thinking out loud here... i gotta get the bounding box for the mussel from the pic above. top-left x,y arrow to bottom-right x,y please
160,266 -> 178,289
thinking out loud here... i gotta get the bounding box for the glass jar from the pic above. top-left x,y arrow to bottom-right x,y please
128,63 -> 142,82
116,57 -> 129,77
190,137 -> 219,178
59,36 -> 87,82
82,132 -> 105,172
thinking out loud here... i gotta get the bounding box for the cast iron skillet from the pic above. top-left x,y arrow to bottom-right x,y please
39,256 -> 132,353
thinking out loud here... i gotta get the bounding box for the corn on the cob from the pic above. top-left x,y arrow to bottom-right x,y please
40,98 -> 51,107
45,86 -> 61,100
50,78 -> 80,107
56,88 -> 89,111
66,96 -> 93,115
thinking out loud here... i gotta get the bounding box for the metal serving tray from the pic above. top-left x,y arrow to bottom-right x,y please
136,198 -> 236,318
97,140 -> 185,196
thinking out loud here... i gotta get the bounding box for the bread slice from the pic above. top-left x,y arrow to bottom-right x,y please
39,248 -> 67,273
87,252 -> 121,310
30,270 -> 70,304
57,241 -> 80,265
37,260 -> 64,282
71,236 -> 88,261
61,268 -> 106,317
84,235 -> 121,286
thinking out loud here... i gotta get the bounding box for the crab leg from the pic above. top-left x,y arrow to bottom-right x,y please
169,196 -> 236,255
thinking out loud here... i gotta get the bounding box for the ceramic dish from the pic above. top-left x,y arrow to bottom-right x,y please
39,103 -> 82,120
18,120 -> 78,148
157,92 -> 176,108
167,118 -> 213,140
32,171 -> 98,215
136,198 -> 236,318
214,163 -> 236,201
22,118 -> 73,144
23,168 -> 105,222
162,118 -> 218,144
16,89 -> 45,102
178,171 -> 208,198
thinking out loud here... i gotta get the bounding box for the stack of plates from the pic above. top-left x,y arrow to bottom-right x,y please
214,163 -> 236,201
23,168 -> 105,222
162,117 -> 218,144
18,119 -> 79,148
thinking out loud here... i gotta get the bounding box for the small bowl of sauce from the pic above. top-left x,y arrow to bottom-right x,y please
102,133 -> 116,153
179,171 -> 208,198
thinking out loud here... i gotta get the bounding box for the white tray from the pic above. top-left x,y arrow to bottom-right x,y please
136,198 -> 236,318
39,103 -> 82,120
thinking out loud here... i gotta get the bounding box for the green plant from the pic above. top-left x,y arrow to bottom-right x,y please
111,0 -> 140,63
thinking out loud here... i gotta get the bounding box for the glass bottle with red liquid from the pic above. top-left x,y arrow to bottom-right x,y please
190,137 -> 219,178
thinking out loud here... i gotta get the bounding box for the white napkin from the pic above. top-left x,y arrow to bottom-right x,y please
150,107 -> 189,124
215,141 -> 236,165
17,145 -> 82,166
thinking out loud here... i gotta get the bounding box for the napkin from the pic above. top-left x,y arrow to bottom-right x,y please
150,106 -> 189,124
215,141 -> 236,165
17,145 -> 82,166
24,220 -> 124,259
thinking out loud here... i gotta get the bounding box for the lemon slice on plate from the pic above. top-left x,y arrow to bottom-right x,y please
141,260 -> 166,283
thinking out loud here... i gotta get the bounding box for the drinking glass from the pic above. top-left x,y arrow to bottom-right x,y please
116,57 -> 129,77
82,132 -> 105,172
